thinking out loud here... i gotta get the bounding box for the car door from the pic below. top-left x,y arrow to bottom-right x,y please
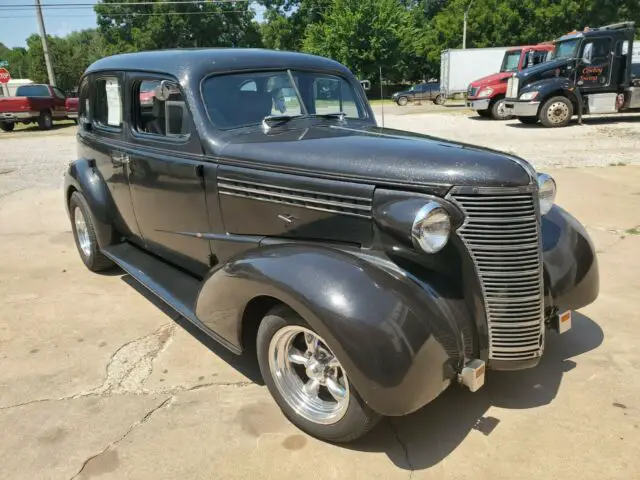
579,36 -> 613,91
124,73 -> 213,277
85,73 -> 142,240
51,86 -> 68,119
428,83 -> 440,100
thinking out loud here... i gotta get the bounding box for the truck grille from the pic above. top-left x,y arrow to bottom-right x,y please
449,187 -> 544,361
506,76 -> 519,99
468,86 -> 478,97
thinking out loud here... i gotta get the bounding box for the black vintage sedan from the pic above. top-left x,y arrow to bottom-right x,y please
65,49 -> 598,443
392,82 -> 444,105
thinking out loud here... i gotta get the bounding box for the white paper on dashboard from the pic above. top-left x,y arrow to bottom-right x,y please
105,79 -> 121,126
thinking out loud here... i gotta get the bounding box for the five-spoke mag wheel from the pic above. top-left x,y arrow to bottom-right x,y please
257,306 -> 380,443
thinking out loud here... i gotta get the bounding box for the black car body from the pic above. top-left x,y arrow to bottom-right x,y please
505,22 -> 640,127
65,49 -> 599,442
392,82 -> 443,105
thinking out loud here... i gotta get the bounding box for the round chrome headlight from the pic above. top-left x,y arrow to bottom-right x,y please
537,173 -> 556,215
411,202 -> 451,253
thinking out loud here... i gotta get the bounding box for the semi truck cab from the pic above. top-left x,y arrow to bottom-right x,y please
466,44 -> 553,120
505,22 -> 640,127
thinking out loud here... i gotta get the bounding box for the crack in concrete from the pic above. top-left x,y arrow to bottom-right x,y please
388,418 -> 414,479
70,396 -> 173,480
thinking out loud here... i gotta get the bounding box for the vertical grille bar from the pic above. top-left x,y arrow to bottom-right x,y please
449,187 -> 544,361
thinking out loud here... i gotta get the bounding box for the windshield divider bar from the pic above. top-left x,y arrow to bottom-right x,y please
287,69 -> 308,115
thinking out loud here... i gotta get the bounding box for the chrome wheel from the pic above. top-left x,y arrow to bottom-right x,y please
269,326 -> 349,425
546,101 -> 570,125
74,206 -> 91,258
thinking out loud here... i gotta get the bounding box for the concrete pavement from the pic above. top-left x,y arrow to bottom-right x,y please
1,164 -> 639,479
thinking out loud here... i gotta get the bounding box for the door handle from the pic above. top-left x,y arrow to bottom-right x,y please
111,153 -> 130,168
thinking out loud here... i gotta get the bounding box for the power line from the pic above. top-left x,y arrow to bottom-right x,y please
0,9 -> 263,18
0,0 -> 252,9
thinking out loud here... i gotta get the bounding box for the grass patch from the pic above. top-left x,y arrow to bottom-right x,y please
10,119 -> 75,132
625,226 -> 640,236
608,161 -> 627,167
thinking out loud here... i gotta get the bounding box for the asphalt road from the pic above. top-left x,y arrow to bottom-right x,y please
1,116 -> 639,479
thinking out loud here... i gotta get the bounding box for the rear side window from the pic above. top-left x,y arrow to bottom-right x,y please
94,77 -> 122,128
15,85 -> 51,97
132,79 -> 190,138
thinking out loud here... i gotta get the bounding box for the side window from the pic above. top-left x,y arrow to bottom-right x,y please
133,79 -> 190,138
533,51 -> 547,66
78,78 -> 89,122
582,37 -> 611,64
52,87 -> 66,100
94,77 -> 122,128
313,76 -> 358,117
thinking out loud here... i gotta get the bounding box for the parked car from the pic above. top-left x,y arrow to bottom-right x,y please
466,44 -> 553,120
505,22 -> 640,127
66,96 -> 79,122
65,49 -> 599,443
0,83 -> 78,131
392,82 -> 443,106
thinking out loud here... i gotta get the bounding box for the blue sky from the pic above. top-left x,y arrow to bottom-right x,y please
0,0 -> 99,48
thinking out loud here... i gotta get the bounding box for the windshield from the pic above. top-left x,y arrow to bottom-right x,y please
550,39 -> 580,60
202,70 -> 366,130
501,50 -> 522,72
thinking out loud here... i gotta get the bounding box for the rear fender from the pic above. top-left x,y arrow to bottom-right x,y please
65,159 -> 117,248
195,243 -> 472,416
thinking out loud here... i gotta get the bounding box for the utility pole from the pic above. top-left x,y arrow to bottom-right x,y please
34,0 -> 56,86
463,0 -> 475,49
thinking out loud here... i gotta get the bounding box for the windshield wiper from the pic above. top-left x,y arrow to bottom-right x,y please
262,112 -> 346,130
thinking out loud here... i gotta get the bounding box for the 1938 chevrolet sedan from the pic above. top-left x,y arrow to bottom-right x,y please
65,49 -> 599,443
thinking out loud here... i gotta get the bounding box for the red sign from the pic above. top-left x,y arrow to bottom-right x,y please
0,68 -> 10,84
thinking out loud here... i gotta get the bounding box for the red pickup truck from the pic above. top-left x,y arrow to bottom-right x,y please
0,84 -> 78,132
466,44 -> 554,120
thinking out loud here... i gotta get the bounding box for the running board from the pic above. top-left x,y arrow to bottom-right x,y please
102,243 -> 241,354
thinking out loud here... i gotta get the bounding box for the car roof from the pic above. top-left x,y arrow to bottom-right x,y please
85,48 -> 352,80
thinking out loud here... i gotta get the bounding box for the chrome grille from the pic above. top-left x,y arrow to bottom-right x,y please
468,86 -> 478,97
450,187 -> 544,361
506,76 -> 519,99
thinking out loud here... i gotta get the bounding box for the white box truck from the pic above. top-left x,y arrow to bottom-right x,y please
440,47 -> 512,99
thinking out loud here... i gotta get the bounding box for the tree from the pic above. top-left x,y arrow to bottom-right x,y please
302,0 -> 411,81
258,0 -> 332,51
95,0 -> 262,53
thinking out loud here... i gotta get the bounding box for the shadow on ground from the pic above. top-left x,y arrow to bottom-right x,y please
507,114 -> 640,129
116,269 -> 602,470
120,274 -> 264,385
350,311 -> 603,470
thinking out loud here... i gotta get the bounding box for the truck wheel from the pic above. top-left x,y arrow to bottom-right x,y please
0,122 -> 15,132
477,109 -> 491,118
397,96 -> 408,106
434,94 -> 445,105
539,96 -> 573,128
69,191 -> 114,272
490,98 -> 512,120
518,116 -> 539,125
257,306 -> 381,443
38,110 -> 53,130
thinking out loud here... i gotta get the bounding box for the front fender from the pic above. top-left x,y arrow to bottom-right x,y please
542,205 -> 599,312
64,159 -> 117,248
195,244 -> 472,416
521,77 -> 577,104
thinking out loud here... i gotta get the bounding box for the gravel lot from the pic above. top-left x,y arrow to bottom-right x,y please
1,113 -> 640,479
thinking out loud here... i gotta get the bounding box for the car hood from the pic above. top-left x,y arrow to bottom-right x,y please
469,71 -> 512,88
215,122 -> 534,194
517,57 -> 568,80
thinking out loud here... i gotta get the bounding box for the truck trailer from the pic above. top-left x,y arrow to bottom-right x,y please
440,47 -> 512,100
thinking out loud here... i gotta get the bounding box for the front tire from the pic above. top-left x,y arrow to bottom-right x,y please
539,96 -> 573,128
38,110 -> 53,130
396,96 -> 408,106
477,109 -> 491,118
257,306 -> 380,443
0,122 -> 15,132
490,97 -> 512,120
69,191 -> 114,272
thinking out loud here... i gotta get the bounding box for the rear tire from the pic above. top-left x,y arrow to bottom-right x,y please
539,96 -> 573,128
69,191 -> 114,272
490,97 -> 512,120
518,116 -> 539,125
397,96 -> 408,106
0,122 -> 15,132
434,94 -> 445,105
256,306 -> 381,443
38,110 -> 53,130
